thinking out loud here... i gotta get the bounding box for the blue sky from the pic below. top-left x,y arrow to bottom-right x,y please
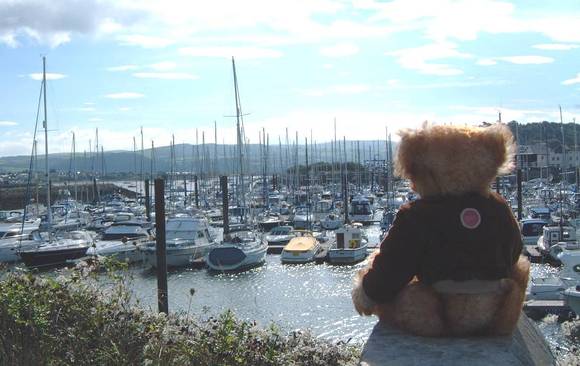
0,0 -> 579,157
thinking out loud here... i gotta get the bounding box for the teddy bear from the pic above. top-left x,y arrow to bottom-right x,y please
352,123 -> 530,337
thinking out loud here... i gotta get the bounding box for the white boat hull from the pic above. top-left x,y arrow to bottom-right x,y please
328,245 -> 368,264
280,247 -> 319,264
145,243 -> 213,268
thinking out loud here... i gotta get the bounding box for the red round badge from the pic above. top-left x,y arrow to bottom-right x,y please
460,208 -> 481,229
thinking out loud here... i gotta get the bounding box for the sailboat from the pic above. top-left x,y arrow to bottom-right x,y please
18,57 -> 92,267
205,57 -> 267,272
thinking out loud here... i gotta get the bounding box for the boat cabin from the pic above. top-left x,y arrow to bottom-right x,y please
520,219 -> 548,246
335,225 -> 363,249
528,207 -> 551,221
537,224 -> 577,253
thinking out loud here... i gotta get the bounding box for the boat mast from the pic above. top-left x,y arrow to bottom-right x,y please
232,57 -> 246,218
72,132 -> 77,201
42,56 -> 52,228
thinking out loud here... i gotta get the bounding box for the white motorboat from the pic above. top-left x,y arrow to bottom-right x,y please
328,224 -> 368,265
263,225 -> 295,254
19,230 -> 94,267
280,231 -> 321,264
320,211 -> 343,230
0,218 -> 41,240
536,224 -> 578,260
292,206 -> 313,230
527,246 -> 580,301
0,231 -> 43,263
520,218 -> 548,246
142,215 -> 216,268
206,226 -> 267,272
349,197 -> 374,225
87,221 -> 151,263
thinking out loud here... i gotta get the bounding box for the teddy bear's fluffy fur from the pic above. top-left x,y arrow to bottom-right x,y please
352,123 -> 529,337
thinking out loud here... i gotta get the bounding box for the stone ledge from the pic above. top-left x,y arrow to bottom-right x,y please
360,314 -> 555,366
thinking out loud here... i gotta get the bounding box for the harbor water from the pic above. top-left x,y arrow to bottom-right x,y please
98,224 -> 578,361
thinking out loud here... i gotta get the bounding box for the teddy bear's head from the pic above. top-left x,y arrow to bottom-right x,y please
394,123 -> 516,197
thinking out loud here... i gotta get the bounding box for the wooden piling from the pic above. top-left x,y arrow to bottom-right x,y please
154,178 -> 168,314
517,168 -> 522,220
145,179 -> 151,221
221,176 -> 229,235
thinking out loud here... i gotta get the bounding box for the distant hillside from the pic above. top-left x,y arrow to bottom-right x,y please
507,121 -> 580,152
0,140 -> 394,175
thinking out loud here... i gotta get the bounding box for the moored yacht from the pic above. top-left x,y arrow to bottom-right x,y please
142,215 -> 216,268
349,197 -> 374,225
527,246 -> 580,301
206,225 -> 267,272
328,224 -> 368,264
536,224 -> 578,259
280,231 -> 321,264
87,221 -> 151,263
263,225 -> 295,254
19,230 -> 93,267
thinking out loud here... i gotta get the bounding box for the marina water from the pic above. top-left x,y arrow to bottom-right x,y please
89,224 -> 578,361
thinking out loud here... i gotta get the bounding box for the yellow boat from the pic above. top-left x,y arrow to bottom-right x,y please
280,231 -> 321,264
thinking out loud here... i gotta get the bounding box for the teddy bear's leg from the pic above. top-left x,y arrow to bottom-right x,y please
442,292 -> 502,336
488,256 -> 530,336
378,281 -> 446,337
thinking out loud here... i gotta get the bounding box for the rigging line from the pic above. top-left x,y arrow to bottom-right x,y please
20,80 -> 45,245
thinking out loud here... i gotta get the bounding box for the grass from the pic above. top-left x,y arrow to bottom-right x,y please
0,259 -> 360,366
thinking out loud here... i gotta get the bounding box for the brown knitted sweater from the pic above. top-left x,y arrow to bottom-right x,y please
362,192 -> 523,303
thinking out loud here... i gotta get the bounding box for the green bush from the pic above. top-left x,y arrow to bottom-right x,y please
0,261 -> 360,366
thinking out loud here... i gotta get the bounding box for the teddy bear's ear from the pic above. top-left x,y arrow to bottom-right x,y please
482,123 -> 516,175
394,121 -> 430,180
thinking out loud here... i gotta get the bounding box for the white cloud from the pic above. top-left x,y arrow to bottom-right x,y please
104,92 -> 144,99
88,117 -> 103,122
477,56 -> 554,66
107,64 -> 138,71
132,72 -> 198,80
0,121 -> 18,126
533,44 -> 579,51
496,56 -> 554,65
477,59 -> 497,66
0,32 -> 18,47
149,62 -> 177,71
179,46 -> 283,59
320,43 -> 359,57
387,42 -> 471,76
117,34 -> 175,48
562,73 -> 580,86
28,73 -> 67,81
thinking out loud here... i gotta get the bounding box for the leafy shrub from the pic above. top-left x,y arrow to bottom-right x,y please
0,261 -> 359,365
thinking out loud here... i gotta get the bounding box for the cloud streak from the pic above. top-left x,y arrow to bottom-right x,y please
28,73 -> 67,81
132,72 -> 198,80
562,73 -> 580,86
104,92 -> 144,99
